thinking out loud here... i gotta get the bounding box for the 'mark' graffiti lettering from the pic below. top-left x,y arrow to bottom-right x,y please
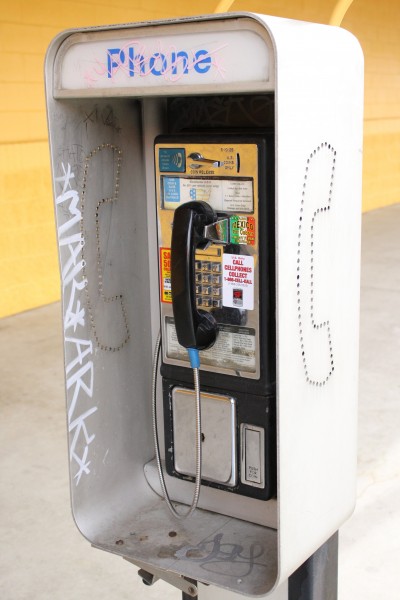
55,163 -> 97,486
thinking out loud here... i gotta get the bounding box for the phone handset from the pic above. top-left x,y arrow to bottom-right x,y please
152,201 -> 217,519
171,200 -> 218,352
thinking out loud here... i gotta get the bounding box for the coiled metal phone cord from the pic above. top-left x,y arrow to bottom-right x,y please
152,332 -> 202,519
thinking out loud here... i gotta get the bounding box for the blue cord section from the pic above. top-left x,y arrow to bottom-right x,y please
187,348 -> 200,369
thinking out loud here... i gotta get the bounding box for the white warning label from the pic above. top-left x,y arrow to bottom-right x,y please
222,254 -> 254,310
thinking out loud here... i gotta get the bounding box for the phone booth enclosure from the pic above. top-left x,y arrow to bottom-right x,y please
45,13 -> 363,596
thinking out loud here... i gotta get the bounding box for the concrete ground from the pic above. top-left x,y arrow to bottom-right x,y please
0,204 -> 399,599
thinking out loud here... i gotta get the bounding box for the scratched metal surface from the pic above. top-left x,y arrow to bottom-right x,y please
45,87 -> 279,597
46,93 -> 158,519
92,497 -> 278,596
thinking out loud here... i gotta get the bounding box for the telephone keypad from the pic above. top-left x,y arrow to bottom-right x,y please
195,258 -> 223,310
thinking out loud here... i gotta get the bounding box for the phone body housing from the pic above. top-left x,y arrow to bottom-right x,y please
45,12 -> 363,597
155,135 -> 276,500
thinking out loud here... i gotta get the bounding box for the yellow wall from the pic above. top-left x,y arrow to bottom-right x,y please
0,0 -> 399,317
342,0 -> 400,211
0,1 -> 218,318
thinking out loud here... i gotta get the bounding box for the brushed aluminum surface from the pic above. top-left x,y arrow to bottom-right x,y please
172,387 -> 237,486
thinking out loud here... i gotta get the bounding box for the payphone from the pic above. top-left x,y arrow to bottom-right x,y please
45,12 -> 363,598
154,136 -> 275,506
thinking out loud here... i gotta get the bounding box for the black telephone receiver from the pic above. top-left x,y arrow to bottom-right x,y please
171,201 -> 218,351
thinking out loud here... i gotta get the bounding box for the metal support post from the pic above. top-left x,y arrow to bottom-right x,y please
288,532 -> 338,600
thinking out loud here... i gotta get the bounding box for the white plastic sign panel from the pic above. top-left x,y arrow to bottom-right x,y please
222,254 -> 255,310
53,19 -> 273,95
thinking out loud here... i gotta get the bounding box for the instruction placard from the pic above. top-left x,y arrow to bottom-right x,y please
222,254 -> 254,310
165,317 -> 256,373
162,176 -> 254,213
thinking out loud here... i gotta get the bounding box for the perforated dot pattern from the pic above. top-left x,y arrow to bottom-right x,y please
80,143 -> 130,352
298,142 -> 336,386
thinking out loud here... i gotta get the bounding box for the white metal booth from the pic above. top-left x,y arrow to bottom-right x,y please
45,12 -> 363,598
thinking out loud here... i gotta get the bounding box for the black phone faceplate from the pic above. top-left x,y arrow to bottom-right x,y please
157,132 -> 275,501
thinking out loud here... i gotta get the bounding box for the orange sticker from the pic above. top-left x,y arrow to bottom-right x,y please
160,247 -> 172,303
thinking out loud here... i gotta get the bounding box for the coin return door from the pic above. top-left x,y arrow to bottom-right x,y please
172,388 -> 237,487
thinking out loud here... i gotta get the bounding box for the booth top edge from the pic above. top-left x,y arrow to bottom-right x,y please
46,12 -> 279,97
45,12 -> 268,65
45,11 -> 363,78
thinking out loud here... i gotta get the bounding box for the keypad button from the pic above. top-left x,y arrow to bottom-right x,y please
212,287 -> 222,297
202,261 -> 212,272
202,297 -> 212,307
212,299 -> 222,308
212,275 -> 221,285
196,297 -> 203,307
202,286 -> 212,295
195,273 -> 202,283
202,274 -> 212,284
195,261 -> 202,270
196,284 -> 203,294
211,262 -> 221,273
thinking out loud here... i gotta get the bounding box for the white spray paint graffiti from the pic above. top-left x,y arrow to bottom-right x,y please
55,162 -> 97,485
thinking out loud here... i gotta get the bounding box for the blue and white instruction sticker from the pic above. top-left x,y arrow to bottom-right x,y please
222,254 -> 254,310
162,177 -> 181,203
159,148 -> 186,172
